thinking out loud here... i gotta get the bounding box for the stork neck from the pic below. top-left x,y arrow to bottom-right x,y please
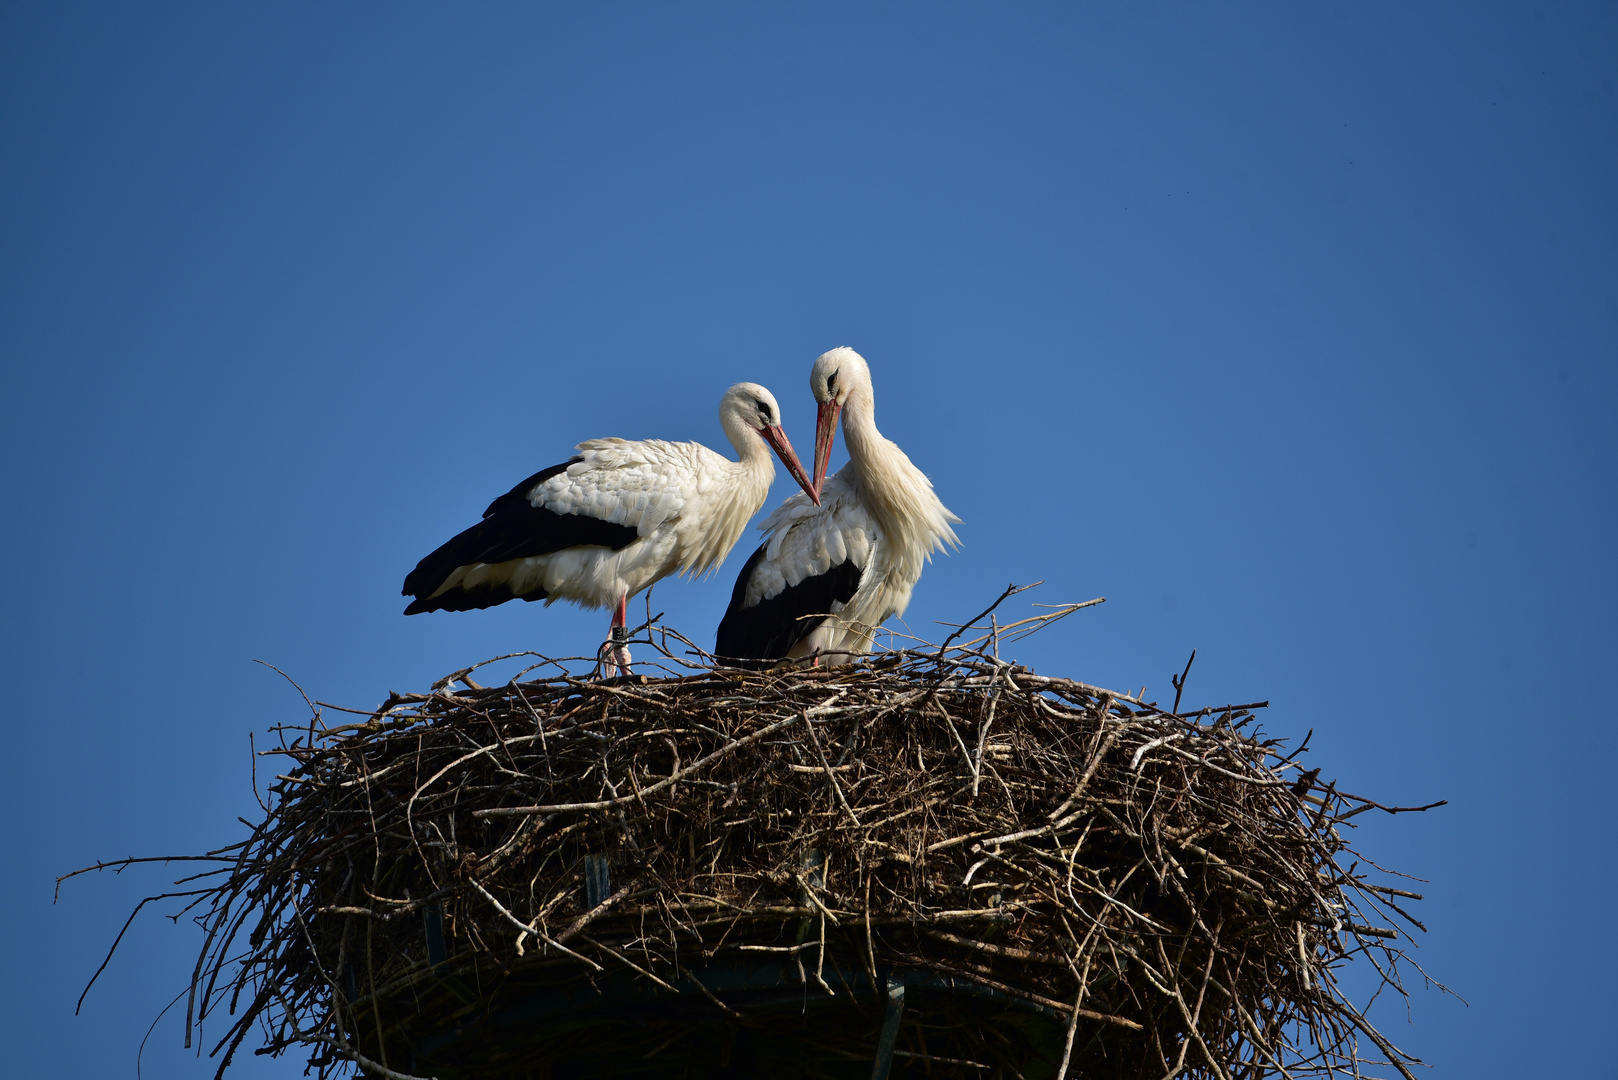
679,416 -> 777,580
840,386 -> 882,465
723,423 -> 777,514
723,415 -> 771,467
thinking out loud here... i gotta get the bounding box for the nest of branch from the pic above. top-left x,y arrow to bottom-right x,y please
76,600 -> 1441,1080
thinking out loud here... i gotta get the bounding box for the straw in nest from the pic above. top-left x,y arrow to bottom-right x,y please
64,589 -> 1445,1080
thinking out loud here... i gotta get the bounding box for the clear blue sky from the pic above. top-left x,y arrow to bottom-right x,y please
3,4 -> 1613,1077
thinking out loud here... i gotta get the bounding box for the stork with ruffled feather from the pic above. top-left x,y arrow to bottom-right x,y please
716,347 -> 960,664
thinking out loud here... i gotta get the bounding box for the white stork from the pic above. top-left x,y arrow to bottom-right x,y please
404,383 -> 818,674
714,347 -> 960,664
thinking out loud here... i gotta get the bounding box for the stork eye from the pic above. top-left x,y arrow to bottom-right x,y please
827,371 -> 839,394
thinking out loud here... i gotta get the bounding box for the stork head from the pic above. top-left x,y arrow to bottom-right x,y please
808,346 -> 869,499
721,383 -> 819,505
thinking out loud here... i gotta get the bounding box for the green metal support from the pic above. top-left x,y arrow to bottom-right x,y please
423,903 -> 447,966
584,854 -> 612,909
871,974 -> 905,1080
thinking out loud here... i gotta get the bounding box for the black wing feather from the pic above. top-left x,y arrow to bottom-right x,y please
713,542 -> 865,663
402,457 -> 640,614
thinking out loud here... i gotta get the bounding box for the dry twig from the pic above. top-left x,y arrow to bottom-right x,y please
63,593 -> 1439,1080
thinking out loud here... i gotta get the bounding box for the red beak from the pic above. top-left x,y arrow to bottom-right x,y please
761,425 -> 819,505
812,398 -> 841,501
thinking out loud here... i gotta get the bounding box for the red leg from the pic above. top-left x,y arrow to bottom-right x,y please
603,594 -> 632,677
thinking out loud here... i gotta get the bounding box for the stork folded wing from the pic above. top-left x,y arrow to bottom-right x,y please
402,458 -> 640,614
714,542 -> 865,663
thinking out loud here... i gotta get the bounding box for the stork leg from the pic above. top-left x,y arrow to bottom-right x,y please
601,594 -> 632,678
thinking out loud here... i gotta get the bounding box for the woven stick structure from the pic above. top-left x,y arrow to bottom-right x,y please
65,592 -> 1442,1079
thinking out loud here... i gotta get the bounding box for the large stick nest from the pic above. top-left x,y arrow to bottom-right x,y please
70,596 -> 1442,1080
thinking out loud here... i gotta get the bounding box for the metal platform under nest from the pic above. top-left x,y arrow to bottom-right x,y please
359,956 -> 1068,1079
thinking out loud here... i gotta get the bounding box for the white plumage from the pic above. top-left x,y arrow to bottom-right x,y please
432,439 -> 743,608
715,348 -> 960,663
741,473 -> 875,608
405,383 -> 817,673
